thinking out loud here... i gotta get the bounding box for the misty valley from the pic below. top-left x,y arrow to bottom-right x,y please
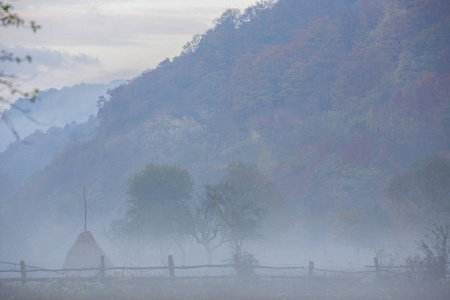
1,0 -> 450,299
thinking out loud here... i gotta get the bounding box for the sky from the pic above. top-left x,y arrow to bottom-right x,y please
1,0 -> 257,102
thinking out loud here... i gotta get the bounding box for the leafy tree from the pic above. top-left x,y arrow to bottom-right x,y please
1,1 -> 40,100
214,8 -> 243,30
405,223 -> 449,282
178,163 -> 282,262
181,33 -> 204,55
336,0 -> 361,51
209,184 -> 262,251
417,223 -> 449,281
211,162 -> 282,250
1,1 -> 40,139
178,186 -> 226,263
387,156 -> 450,225
125,163 -> 194,247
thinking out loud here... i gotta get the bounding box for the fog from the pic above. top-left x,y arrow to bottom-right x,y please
1,0 -> 450,299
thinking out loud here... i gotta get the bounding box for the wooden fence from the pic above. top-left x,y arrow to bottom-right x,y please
0,256 -> 448,284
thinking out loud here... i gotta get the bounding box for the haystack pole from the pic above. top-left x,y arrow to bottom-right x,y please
84,185 -> 87,231
63,186 -> 113,270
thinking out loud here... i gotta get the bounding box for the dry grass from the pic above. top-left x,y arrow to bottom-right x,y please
1,276 -> 449,299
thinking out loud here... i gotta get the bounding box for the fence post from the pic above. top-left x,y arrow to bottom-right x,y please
20,260 -> 26,285
308,261 -> 314,278
168,255 -> 175,278
374,257 -> 381,279
99,255 -> 105,280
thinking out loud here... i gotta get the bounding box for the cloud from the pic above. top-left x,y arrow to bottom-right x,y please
8,0 -> 257,48
0,44 -> 102,99
0,0 -> 257,93
1,44 -> 100,74
2,10 -> 214,48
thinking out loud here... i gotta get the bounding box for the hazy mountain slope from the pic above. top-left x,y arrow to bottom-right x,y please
0,116 -> 98,196
0,80 -> 124,199
2,0 -> 449,264
0,81 -> 124,151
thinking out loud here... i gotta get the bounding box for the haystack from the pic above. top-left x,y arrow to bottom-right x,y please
63,231 -> 113,269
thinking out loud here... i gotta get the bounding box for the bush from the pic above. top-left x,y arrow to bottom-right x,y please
405,223 -> 449,283
227,248 -> 259,279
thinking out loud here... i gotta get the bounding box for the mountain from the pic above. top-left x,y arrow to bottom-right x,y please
1,0 -> 449,265
0,80 -> 124,151
0,80 -> 126,199
0,115 -> 98,197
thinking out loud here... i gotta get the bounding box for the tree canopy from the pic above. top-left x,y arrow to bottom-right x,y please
1,1 -> 40,139
126,163 -> 194,242
387,156 -> 450,226
211,163 -> 282,250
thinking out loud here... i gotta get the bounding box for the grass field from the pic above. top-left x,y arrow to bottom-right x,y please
1,275 -> 449,300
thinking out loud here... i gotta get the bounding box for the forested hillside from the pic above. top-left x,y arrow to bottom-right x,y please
1,0 -> 449,265
0,116 -> 98,197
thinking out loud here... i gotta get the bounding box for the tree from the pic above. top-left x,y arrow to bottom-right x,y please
416,223 -> 449,281
178,186 -> 226,263
336,0 -> 361,51
405,223 -> 450,282
214,8 -> 243,30
177,163 -> 283,263
1,1 -> 40,140
125,163 -> 194,254
211,162 -> 282,251
387,156 -> 450,226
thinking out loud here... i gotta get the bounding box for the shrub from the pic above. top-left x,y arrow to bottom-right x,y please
405,223 -> 449,282
226,248 -> 259,279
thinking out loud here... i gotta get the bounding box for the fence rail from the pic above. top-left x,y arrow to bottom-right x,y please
0,256 -> 448,284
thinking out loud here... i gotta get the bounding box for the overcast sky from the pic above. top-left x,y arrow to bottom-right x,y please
1,0 -> 257,95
